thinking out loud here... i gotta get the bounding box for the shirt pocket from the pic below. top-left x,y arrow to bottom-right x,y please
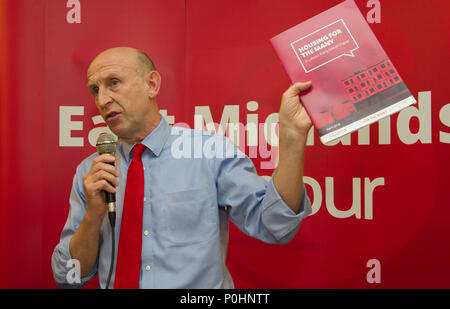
163,188 -> 217,246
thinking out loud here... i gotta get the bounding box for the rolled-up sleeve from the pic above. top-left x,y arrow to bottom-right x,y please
215,136 -> 311,244
261,178 -> 311,243
51,163 -> 98,289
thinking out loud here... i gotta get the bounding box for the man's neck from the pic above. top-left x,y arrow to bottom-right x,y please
120,112 -> 162,144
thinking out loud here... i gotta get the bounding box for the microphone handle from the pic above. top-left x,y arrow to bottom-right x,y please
104,159 -> 116,213
105,191 -> 116,204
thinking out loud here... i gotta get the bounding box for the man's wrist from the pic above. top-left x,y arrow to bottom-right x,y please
83,209 -> 106,231
279,124 -> 309,151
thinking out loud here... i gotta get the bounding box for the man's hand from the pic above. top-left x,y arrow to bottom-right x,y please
273,81 -> 312,214
82,154 -> 119,222
279,81 -> 313,142
70,154 -> 119,278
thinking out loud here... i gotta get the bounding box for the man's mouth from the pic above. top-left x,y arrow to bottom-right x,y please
106,111 -> 121,121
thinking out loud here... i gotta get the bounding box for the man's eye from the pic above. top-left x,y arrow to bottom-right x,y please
111,80 -> 119,86
93,87 -> 99,94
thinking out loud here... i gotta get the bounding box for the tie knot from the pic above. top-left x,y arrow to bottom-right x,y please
132,144 -> 146,159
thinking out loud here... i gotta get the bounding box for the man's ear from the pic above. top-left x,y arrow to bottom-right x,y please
145,70 -> 161,99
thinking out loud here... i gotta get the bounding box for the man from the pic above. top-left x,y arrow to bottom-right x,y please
52,47 -> 313,288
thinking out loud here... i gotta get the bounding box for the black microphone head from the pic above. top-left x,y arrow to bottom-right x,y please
96,133 -> 117,155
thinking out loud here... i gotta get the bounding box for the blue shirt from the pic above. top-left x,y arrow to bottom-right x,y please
51,116 -> 312,288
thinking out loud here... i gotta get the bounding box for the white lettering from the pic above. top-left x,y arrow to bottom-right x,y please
364,177 -> 385,220
87,115 -> 115,147
357,117 -> 391,145
397,91 -> 432,144
246,101 -> 259,146
366,0 -> 381,24
304,176 -> 322,216
59,106 -> 84,147
326,177 -> 361,219
58,90 -> 440,149
302,176 -> 385,220
439,103 -> 450,143
65,259 -> 81,284
194,105 -> 240,146
66,0 -> 81,24
160,109 -> 175,125
366,258 -> 381,283
171,127 -> 191,159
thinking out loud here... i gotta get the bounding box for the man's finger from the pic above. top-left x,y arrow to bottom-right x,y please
92,162 -> 119,177
92,153 -> 116,166
93,170 -> 119,187
284,81 -> 312,98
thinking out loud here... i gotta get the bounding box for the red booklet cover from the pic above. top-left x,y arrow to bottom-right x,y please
270,0 -> 416,144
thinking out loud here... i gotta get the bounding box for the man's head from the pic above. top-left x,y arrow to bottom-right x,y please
87,47 -> 161,143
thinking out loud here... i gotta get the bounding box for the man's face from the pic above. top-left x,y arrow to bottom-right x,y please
87,49 -> 152,141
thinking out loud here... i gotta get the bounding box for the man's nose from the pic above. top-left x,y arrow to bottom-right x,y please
97,87 -> 112,107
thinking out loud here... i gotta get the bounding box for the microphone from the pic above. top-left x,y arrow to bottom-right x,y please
96,133 -> 117,215
96,133 -> 117,289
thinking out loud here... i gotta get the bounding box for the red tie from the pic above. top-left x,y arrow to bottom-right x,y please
114,143 -> 146,289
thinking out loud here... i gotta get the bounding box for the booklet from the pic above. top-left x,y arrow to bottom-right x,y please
270,0 -> 416,144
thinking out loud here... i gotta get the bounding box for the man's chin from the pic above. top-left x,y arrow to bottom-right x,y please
107,124 -> 125,140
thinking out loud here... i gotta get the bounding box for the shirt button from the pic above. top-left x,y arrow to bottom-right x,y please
144,230 -> 149,236
144,197 -> 147,202
145,265 -> 151,271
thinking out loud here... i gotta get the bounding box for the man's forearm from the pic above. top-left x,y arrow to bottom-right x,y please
273,81 -> 313,214
69,211 -> 103,278
273,127 -> 308,214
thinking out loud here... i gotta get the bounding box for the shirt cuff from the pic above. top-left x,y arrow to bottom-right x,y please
51,234 -> 98,288
261,177 -> 312,241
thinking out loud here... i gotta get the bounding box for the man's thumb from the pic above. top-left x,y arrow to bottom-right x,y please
284,81 -> 312,98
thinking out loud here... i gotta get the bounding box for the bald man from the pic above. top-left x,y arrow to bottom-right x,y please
52,47 -> 313,289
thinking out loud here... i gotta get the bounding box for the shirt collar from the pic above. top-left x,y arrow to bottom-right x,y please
120,116 -> 170,162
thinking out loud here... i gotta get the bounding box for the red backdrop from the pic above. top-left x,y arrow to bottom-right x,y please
0,0 -> 449,288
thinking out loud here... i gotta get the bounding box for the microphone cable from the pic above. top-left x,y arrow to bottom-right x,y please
105,211 -> 116,289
